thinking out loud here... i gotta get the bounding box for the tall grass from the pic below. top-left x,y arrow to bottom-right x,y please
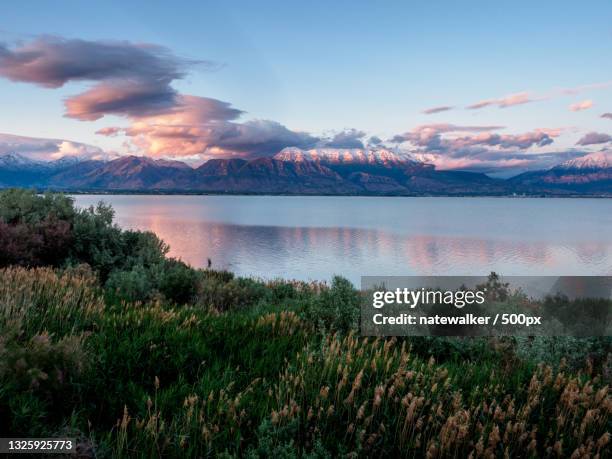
0,267 -> 610,458
0,266 -> 104,338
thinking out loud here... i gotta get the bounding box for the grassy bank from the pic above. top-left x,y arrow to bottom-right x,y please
0,190 -> 610,457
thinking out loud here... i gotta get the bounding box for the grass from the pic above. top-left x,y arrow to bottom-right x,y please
0,267 -> 610,458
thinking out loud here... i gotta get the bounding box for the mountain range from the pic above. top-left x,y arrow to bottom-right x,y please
0,148 -> 610,196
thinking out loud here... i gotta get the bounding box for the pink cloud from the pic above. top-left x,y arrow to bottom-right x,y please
449,130 -> 557,150
560,81 -> 612,95
466,92 -> 535,110
0,36 -> 319,159
390,124 -> 568,175
569,100 -> 593,112
98,95 -> 318,158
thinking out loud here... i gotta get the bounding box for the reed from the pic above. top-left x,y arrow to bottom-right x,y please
0,267 -> 609,458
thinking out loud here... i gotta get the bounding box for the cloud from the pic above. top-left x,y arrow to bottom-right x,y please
466,92 -> 534,110
450,130 -> 556,150
98,94 -> 318,158
422,106 -> 453,114
463,81 -> 611,112
0,36 -> 320,159
98,96 -> 318,158
392,124 -> 559,151
95,127 -> 122,137
391,124 -> 504,149
319,129 -> 366,148
418,150 -> 585,176
601,113 -> 612,120
0,132 -> 106,161
576,132 -> 612,146
0,36 -> 204,120
560,81 -> 612,95
368,136 -> 382,145
199,120 -> 319,157
0,36 -> 191,87
65,80 -> 179,121
569,100 -> 593,112
390,124 -> 565,175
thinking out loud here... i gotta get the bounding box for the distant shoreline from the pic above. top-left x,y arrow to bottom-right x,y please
1,187 -> 604,198
62,190 -> 612,198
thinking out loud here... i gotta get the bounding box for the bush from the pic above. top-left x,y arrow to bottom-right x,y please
202,268 -> 235,283
70,204 -> 169,282
0,330 -> 88,435
156,259 -> 201,305
105,264 -> 154,303
197,276 -> 267,311
0,190 -> 74,267
0,331 -> 87,395
0,189 -> 75,224
303,276 -> 360,332
0,190 -> 202,305
515,336 -> 612,373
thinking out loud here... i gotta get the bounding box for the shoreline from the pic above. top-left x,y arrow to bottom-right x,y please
50,189 -> 612,198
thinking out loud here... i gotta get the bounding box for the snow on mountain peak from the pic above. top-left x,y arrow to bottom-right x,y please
274,147 -> 418,165
556,151 -> 611,170
0,152 -> 49,170
0,152 -> 35,164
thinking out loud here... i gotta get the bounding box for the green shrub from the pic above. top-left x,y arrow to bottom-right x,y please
70,204 -> 169,282
303,276 -> 360,332
0,331 -> 87,395
0,190 -> 75,267
0,190 -> 201,305
105,265 -> 154,303
265,280 -> 298,302
197,276 -> 267,311
0,330 -> 88,435
0,189 -> 75,224
515,336 -> 612,372
155,259 -> 201,305
202,268 -> 235,283
105,259 -> 201,305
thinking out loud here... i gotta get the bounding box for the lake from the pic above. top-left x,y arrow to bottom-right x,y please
71,195 -> 612,284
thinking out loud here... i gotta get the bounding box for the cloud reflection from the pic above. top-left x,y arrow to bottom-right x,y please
112,217 -> 611,283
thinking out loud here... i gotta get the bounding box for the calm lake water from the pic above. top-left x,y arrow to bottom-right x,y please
72,195 -> 612,284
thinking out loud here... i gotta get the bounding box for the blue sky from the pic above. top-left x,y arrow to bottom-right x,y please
0,0 -> 611,173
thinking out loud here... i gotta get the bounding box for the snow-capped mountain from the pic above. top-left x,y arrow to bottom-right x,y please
554,151 -> 611,170
0,152 -> 49,170
509,150 -> 612,193
0,148 -> 609,195
274,147 -> 420,166
0,152 -> 87,171
50,156 -> 83,168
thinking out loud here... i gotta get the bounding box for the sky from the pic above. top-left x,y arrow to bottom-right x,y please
0,0 -> 611,175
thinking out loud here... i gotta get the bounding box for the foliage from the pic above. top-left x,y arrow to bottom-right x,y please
0,190 -> 74,267
303,275 -> 361,332
155,259 -> 201,305
0,265 -> 609,458
0,192 -> 610,457
0,189 -> 197,304
197,275 -> 268,311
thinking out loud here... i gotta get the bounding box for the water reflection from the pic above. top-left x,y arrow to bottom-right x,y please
72,195 -> 612,284
112,218 -> 612,283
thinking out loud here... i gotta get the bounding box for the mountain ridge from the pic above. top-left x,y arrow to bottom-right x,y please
0,150 -> 610,196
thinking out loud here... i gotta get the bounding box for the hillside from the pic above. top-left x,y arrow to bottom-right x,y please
0,148 -> 610,195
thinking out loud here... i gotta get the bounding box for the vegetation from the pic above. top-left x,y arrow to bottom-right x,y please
0,189 -> 610,458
